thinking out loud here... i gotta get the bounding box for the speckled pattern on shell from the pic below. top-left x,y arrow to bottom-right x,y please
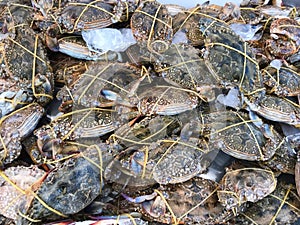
218,168 -> 277,210
18,147 -> 104,223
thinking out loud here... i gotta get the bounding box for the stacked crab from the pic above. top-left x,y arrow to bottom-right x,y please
0,0 -> 300,224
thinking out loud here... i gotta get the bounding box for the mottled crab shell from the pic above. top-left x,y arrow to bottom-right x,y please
199,17 -> 263,96
0,103 -> 44,165
134,77 -> 199,116
246,95 -> 300,127
270,18 -> 300,46
201,110 -> 278,161
154,43 -> 219,101
0,166 -> 45,220
130,0 -> 173,53
218,168 -> 277,210
0,4 -> 54,107
152,141 -> 205,184
172,4 -> 220,46
234,180 -> 300,225
57,62 -> 140,109
163,177 -> 234,224
131,177 -> 234,224
260,136 -> 297,174
18,146 -> 104,223
57,1 -> 118,33
239,7 -> 264,24
34,107 -> 115,145
262,66 -> 300,97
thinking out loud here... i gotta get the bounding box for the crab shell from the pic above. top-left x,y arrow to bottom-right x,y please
218,168 -> 277,210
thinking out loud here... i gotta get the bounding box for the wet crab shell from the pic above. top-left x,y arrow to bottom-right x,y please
199,17 -> 263,96
113,115 -> 181,146
18,146 -> 105,223
201,110 -> 278,161
125,177 -> 235,224
57,62 -> 141,109
172,4 -> 220,46
0,103 -> 44,165
270,18 -> 300,46
260,134 -> 297,174
217,168 -> 277,210
151,140 -> 207,184
265,36 -> 298,58
262,66 -> 300,97
133,77 -> 199,116
163,177 -> 235,224
130,0 -> 173,53
34,107 -> 116,149
0,165 -> 45,220
246,95 -> 300,127
0,4 -> 54,107
239,7 -> 264,24
154,43 -> 219,101
0,43 -> 53,109
233,180 -> 300,225
57,1 -> 121,33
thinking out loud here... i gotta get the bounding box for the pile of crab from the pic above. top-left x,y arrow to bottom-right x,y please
0,0 -> 300,224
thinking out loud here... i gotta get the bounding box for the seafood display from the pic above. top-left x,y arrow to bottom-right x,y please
0,0 -> 300,224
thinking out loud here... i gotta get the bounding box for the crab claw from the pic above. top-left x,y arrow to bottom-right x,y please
121,192 -> 157,203
142,196 -> 166,218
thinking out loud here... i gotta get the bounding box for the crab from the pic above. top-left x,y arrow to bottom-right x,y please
17,145 -> 110,224
260,135 -> 297,174
239,7 -> 264,24
0,165 -> 45,221
262,65 -> 300,97
270,18 -> 300,47
199,109 -> 280,161
246,95 -> 300,127
106,139 -> 207,186
265,36 -> 297,59
107,111 -> 215,186
0,103 -> 44,165
154,17 -> 263,101
198,17 -> 263,97
171,4 -> 220,46
217,167 -> 277,212
130,0 -> 173,53
56,62 -> 141,111
153,43 -> 219,101
122,177 -> 235,224
171,2 -> 241,46
51,57 -> 89,85
263,18 -> 300,59
115,76 -> 199,116
233,180 -> 300,225
112,115 -> 181,146
34,107 -> 115,154
0,2 -> 54,116
35,0 -> 135,34
99,74 -> 200,129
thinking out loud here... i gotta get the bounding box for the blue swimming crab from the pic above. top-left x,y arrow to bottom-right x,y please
0,103 -> 44,166
17,144 -> 113,224
0,2 -> 54,117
